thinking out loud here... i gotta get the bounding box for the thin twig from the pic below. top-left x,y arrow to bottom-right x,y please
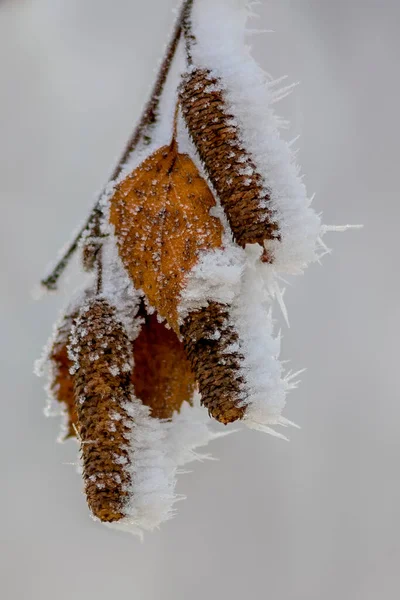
182,0 -> 195,65
81,207 -> 104,272
172,101 -> 180,141
96,246 -> 103,295
41,0 -> 195,291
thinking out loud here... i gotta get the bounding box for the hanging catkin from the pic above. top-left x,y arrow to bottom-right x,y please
48,308 -> 79,440
179,68 -> 279,259
70,298 -> 134,523
181,302 -> 246,424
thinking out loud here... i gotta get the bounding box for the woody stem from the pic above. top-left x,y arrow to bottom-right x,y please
172,101 -> 180,142
41,0 -> 195,291
181,0 -> 195,64
96,247 -> 103,295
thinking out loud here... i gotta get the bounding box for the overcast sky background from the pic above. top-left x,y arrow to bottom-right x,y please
1,1 -> 399,599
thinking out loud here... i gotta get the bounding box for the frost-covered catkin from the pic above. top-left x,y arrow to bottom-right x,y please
181,302 -> 246,424
69,298 -> 135,523
181,0 -> 323,274
180,68 -> 279,258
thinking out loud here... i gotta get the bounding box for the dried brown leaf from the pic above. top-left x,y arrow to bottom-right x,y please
132,306 -> 196,419
49,311 -> 79,440
109,141 -> 223,331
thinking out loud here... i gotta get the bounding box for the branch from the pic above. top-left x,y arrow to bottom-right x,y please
182,0 -> 195,64
41,0 -> 194,291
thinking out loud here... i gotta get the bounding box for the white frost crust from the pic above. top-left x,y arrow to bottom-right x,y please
178,244 -> 245,322
34,287 -> 90,378
163,395 -> 234,465
190,0 -> 321,275
106,398 -> 175,537
178,235 -> 294,437
176,124 -> 296,436
231,246 -> 292,437
99,217 -> 143,340
34,286 -> 94,442
106,394 -> 224,538
176,118 -> 294,435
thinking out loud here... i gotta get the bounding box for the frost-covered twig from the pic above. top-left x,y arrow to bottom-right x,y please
182,0 -> 195,64
40,0 -> 195,291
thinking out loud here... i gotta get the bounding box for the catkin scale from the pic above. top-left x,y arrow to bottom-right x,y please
179,68 -> 279,257
181,302 -> 246,424
70,299 -> 134,523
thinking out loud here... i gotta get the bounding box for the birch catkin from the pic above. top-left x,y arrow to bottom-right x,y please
181,302 -> 246,424
70,298 -> 134,523
179,69 -> 279,258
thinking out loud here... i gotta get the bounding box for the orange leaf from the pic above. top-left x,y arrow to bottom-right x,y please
109,141 -> 223,332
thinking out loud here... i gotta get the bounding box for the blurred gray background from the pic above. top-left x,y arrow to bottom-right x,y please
0,1 -> 399,599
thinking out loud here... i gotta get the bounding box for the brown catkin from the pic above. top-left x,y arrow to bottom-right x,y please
70,298 -> 134,523
181,302 -> 246,424
179,68 -> 279,259
49,308 -> 80,440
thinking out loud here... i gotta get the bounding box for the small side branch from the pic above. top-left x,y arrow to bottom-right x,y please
41,0 -> 195,291
182,0 -> 195,64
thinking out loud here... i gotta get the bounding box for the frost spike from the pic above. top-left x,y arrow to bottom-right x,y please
70,298 -> 135,523
179,68 -> 279,258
